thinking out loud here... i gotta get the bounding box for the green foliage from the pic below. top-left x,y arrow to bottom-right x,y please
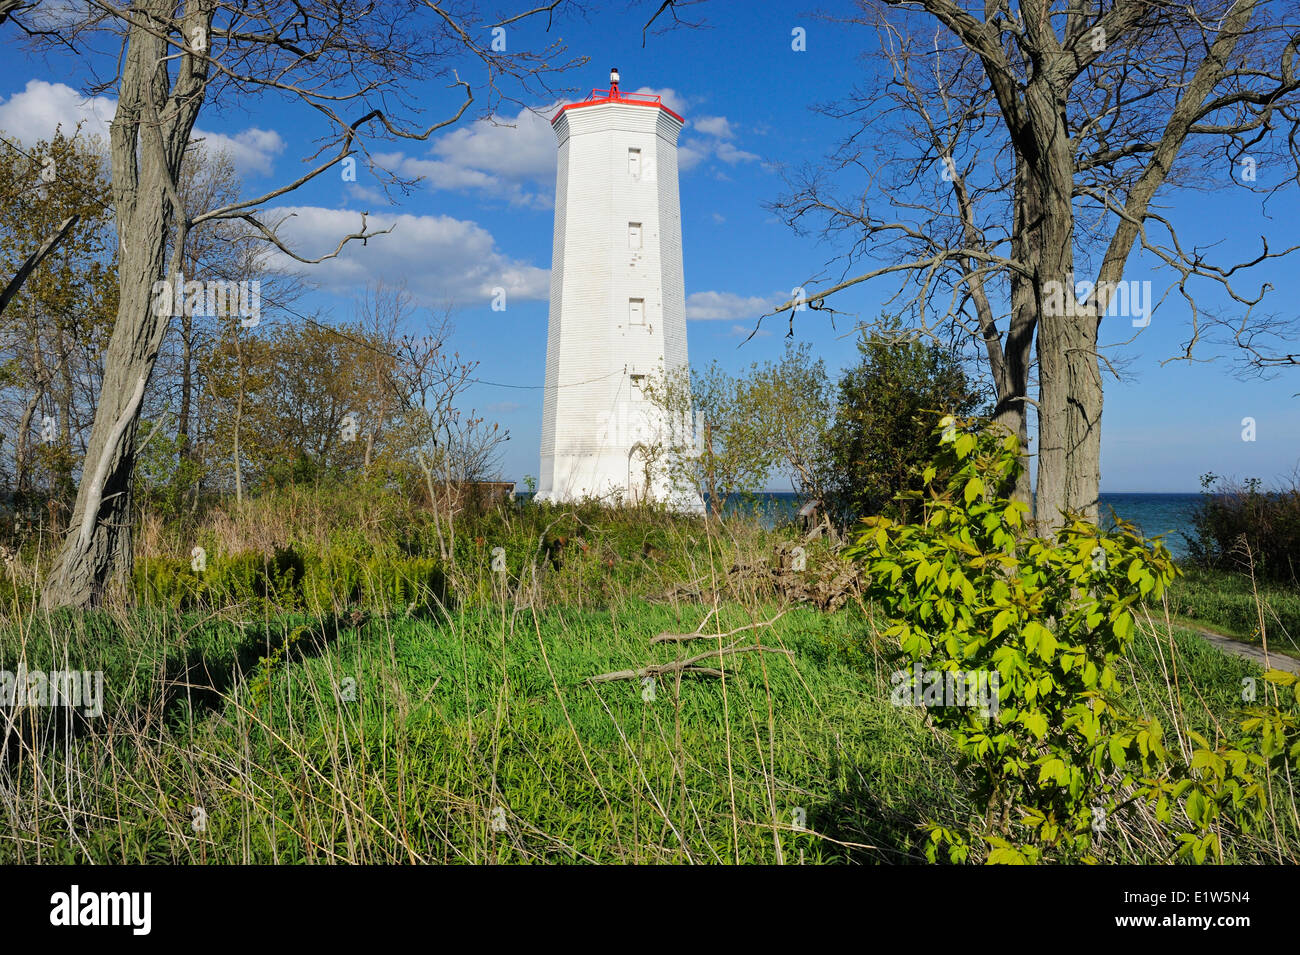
248,624 -> 310,707
744,342 -> 834,502
643,360 -> 777,515
133,424 -> 208,525
135,545 -> 446,616
847,415 -> 1183,861
848,415 -> 1300,863
824,319 -> 985,525
1154,667 -> 1300,863
0,127 -> 116,507
1186,472 -> 1300,585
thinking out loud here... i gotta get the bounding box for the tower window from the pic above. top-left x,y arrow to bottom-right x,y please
628,148 -> 642,178
628,222 -> 642,250
629,298 -> 645,325
630,374 -> 646,399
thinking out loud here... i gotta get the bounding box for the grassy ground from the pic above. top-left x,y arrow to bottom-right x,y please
2,494 -> 1297,864
2,594 -> 1293,863
1,601 -> 960,863
1163,566 -> 1300,660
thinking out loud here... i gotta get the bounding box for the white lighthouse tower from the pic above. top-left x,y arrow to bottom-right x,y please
537,69 -> 702,510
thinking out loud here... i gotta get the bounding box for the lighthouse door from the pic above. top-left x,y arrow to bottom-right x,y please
628,445 -> 649,505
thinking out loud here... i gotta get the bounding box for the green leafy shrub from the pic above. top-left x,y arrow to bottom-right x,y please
848,415 -> 1300,864
359,554 -> 446,613
1156,667 -> 1300,862
301,551 -> 364,612
846,415 -> 1182,862
205,548 -> 304,610
134,557 -> 202,610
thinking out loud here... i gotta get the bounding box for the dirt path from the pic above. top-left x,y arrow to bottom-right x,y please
1188,626 -> 1300,675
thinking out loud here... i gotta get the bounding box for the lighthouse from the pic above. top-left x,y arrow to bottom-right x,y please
537,69 -> 702,510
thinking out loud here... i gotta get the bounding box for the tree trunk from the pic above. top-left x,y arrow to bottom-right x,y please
1017,75 -> 1096,536
179,304 -> 193,470
42,1 -> 210,609
233,328 -> 244,507
14,387 -> 40,494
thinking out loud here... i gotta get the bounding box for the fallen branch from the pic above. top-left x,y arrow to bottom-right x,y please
583,644 -> 794,685
650,607 -> 789,645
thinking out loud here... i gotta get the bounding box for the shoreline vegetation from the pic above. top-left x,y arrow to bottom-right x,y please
2,442 -> 1297,864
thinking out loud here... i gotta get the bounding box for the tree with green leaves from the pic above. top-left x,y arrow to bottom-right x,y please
746,342 -> 834,507
0,128 -> 117,511
824,321 -> 985,524
643,360 -> 774,519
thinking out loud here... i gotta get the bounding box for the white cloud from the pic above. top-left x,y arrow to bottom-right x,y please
191,127 -> 285,177
0,79 -> 284,176
634,87 -> 688,117
373,103 -> 560,208
715,141 -> 760,164
345,183 -> 390,206
677,143 -> 706,171
261,205 -> 549,305
0,78 -> 113,147
372,89 -> 754,201
686,290 -> 774,321
693,115 -> 734,138
431,106 -> 558,181
677,135 -> 760,169
485,400 -> 523,415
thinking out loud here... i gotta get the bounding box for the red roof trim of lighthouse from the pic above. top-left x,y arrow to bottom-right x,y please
551,87 -> 684,125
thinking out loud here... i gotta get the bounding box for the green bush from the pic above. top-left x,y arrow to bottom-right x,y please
135,556 -> 202,610
358,554 -> 446,612
135,546 -> 446,615
847,415 -> 1299,864
823,318 -> 985,525
1186,473 -> 1300,585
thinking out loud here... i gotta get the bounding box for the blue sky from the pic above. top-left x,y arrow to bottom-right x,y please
1,0 -> 1297,492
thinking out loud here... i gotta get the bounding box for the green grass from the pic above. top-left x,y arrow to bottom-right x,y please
2,493 -> 1297,864
0,601 -> 971,863
2,592 -> 1293,864
1164,565 -> 1300,659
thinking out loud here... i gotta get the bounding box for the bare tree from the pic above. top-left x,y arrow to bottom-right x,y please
19,0 -> 578,607
354,281 -> 413,474
753,1 -> 1300,532
390,314 -> 508,562
1209,308 -> 1300,373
